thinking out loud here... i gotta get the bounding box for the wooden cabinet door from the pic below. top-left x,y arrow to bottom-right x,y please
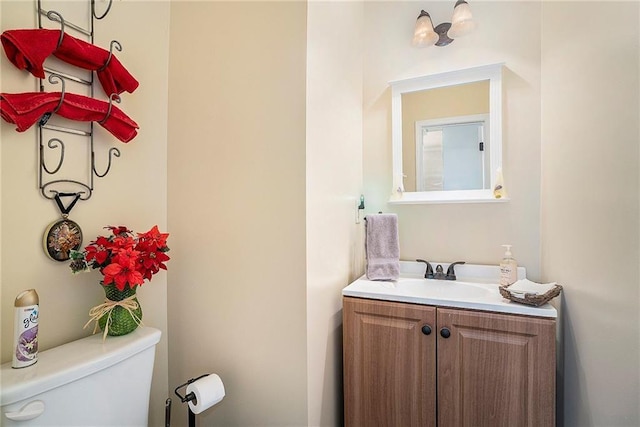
437,308 -> 556,427
343,297 -> 437,427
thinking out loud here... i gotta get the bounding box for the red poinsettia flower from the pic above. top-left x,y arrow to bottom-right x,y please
85,236 -> 111,266
102,248 -> 144,291
70,224 -> 170,291
105,225 -> 132,236
136,225 -> 169,251
112,235 -> 136,251
137,249 -> 171,281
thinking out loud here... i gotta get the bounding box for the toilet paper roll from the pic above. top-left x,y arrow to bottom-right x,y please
186,374 -> 225,414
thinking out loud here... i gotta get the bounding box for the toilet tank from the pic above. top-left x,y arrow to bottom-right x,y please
1,327 -> 161,426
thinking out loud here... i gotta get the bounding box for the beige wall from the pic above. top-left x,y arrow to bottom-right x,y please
306,2 -> 363,426
540,2 -> 639,425
363,1 -> 542,276
167,2 -> 308,426
0,1 -> 170,425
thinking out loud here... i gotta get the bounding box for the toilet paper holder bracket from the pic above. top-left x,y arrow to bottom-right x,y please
169,373 -> 210,427
174,373 -> 210,405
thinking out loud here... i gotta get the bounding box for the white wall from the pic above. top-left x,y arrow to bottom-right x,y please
306,2 -> 363,426
166,2 -> 308,426
0,1 -> 170,425
540,2 -> 640,425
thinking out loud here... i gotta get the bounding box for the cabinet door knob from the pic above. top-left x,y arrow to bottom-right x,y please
421,325 -> 432,335
440,327 -> 451,338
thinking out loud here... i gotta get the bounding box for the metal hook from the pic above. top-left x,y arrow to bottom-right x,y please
38,74 -> 65,125
97,40 -> 122,72
46,10 -> 65,49
92,0 -> 113,20
40,138 -> 65,175
98,93 -> 121,124
93,147 -> 121,178
47,74 -> 66,116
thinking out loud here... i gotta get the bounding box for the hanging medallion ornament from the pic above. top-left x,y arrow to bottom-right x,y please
43,193 -> 83,262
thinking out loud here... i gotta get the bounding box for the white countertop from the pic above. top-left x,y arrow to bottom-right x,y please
342,262 -> 557,318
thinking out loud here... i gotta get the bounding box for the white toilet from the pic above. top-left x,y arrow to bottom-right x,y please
1,326 -> 161,426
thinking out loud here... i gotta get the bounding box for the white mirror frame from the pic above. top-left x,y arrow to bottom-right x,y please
389,63 -> 506,204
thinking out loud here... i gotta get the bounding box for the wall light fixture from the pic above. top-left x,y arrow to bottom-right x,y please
412,0 -> 476,48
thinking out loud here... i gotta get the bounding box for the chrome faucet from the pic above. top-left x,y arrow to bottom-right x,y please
417,260 -> 466,280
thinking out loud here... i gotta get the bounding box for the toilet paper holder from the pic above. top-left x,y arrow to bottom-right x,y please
168,373 -> 211,427
174,373 -> 210,405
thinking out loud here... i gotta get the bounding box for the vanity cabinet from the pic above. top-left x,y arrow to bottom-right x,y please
343,296 -> 555,427
343,297 -> 437,427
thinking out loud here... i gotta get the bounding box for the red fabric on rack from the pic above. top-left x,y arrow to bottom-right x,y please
1,29 -> 139,96
1,92 -> 139,143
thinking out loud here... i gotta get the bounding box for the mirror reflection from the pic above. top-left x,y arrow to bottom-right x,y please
402,81 -> 490,192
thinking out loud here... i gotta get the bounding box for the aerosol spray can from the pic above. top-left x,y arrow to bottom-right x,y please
12,289 -> 39,368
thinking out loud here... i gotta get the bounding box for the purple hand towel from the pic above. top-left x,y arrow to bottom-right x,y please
365,214 -> 400,281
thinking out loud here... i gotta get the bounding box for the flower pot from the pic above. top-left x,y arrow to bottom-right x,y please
98,284 -> 142,336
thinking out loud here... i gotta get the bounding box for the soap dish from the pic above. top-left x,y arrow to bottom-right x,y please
499,283 -> 563,307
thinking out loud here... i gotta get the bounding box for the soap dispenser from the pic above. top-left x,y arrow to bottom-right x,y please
499,245 -> 518,286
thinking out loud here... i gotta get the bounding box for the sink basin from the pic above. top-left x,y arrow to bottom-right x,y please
342,261 -> 557,318
390,278 -> 491,300
366,277 -> 494,303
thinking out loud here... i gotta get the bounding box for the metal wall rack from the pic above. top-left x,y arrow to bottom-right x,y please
36,0 -> 122,201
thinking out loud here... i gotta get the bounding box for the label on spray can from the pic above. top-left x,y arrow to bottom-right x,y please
13,289 -> 39,368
